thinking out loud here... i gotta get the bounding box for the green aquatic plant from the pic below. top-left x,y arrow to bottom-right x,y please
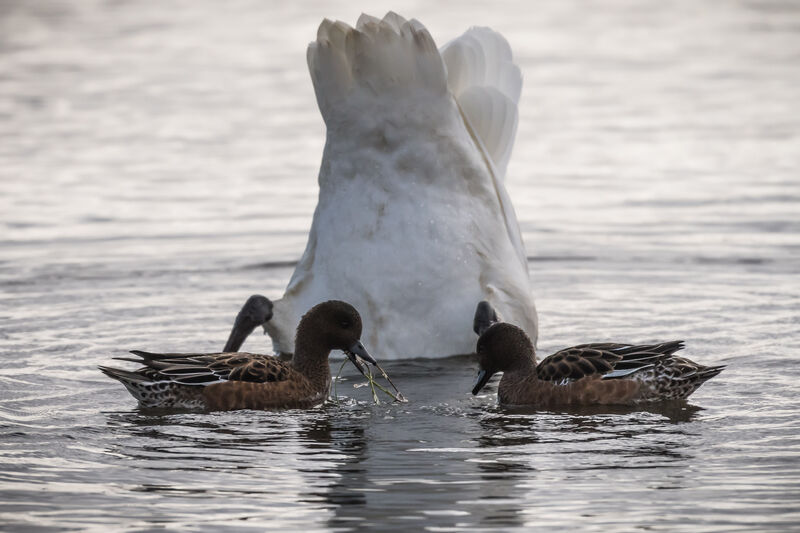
332,358 -> 406,405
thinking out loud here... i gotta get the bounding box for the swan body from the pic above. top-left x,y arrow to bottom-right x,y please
265,13 -> 537,358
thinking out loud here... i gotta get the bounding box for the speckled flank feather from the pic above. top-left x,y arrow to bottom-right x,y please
99,351 -> 306,409
98,364 -> 206,409
475,322 -> 724,407
628,355 -> 725,401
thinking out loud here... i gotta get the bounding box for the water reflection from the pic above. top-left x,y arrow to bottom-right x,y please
297,412 -> 369,507
514,402 -> 704,424
102,404 -> 374,526
458,404 -> 702,528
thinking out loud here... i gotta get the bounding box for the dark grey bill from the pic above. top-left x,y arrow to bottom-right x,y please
346,340 -> 377,364
472,369 -> 492,395
345,340 -> 377,376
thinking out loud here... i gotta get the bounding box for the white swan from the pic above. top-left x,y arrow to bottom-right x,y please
240,12 -> 537,359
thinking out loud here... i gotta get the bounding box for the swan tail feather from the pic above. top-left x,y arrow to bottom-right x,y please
307,11 -> 448,125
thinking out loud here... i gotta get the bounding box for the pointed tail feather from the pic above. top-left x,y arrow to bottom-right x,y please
98,365 -> 155,403
128,350 -> 180,361
98,365 -> 149,384
696,365 -> 726,382
678,365 -> 725,398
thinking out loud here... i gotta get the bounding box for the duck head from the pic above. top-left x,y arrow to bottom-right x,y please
472,323 -> 534,395
297,300 -> 377,371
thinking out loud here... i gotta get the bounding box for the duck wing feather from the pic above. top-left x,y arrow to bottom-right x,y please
118,351 -> 291,385
536,341 -> 685,383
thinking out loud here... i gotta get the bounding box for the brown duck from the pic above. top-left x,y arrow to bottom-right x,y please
99,300 -> 376,410
471,301 -> 724,406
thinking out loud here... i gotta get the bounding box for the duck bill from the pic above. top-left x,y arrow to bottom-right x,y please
472,369 -> 493,395
345,340 -> 377,376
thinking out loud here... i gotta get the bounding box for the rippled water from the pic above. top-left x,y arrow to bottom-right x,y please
2,0 -> 800,531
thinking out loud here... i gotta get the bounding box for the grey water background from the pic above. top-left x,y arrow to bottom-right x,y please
1,0 -> 799,530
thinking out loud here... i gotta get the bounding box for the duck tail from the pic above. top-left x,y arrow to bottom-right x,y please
665,362 -> 726,399
679,364 -> 726,399
98,365 -> 152,401
98,365 -> 147,383
99,365 -> 203,408
697,364 -> 726,383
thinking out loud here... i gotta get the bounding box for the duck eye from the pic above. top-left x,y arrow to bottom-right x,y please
340,320 -> 351,329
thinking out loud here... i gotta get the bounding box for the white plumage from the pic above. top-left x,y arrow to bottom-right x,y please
265,12 -> 537,358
